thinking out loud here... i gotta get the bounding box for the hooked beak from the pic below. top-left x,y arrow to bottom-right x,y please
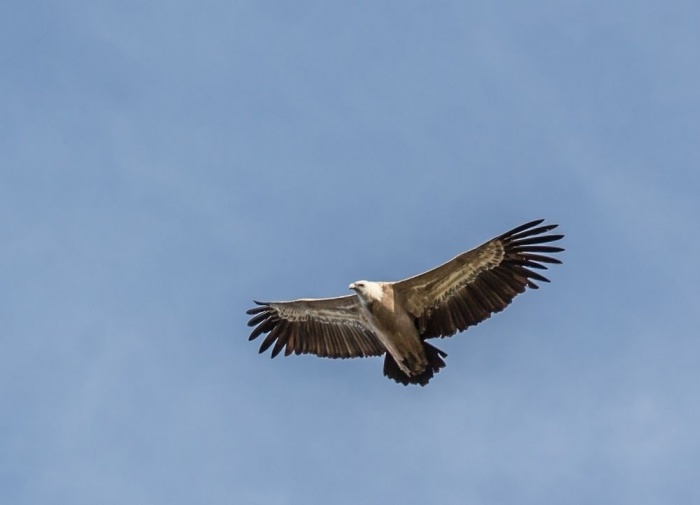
349,282 -> 357,291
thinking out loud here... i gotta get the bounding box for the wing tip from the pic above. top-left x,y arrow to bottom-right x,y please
246,300 -> 270,315
501,218 -> 556,239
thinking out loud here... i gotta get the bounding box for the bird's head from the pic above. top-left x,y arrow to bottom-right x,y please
349,280 -> 384,302
349,281 -> 365,293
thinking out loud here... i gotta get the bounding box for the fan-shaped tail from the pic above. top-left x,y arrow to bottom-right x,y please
383,342 -> 447,386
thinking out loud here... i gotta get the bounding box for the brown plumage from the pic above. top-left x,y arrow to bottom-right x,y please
247,219 -> 564,386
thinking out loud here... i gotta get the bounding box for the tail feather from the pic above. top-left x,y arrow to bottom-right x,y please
383,342 -> 447,386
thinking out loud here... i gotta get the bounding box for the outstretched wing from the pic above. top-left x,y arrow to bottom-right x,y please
393,219 -> 564,339
246,295 -> 385,359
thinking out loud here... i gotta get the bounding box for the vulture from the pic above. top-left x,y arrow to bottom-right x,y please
247,219 -> 563,386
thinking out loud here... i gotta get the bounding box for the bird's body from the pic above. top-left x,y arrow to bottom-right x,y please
350,281 -> 428,376
247,219 -> 564,386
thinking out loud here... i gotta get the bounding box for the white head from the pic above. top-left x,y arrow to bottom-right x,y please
349,280 -> 384,303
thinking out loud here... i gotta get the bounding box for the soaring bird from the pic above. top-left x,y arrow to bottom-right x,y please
247,219 -> 563,386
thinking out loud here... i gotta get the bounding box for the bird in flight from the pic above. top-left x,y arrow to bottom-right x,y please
247,219 -> 564,386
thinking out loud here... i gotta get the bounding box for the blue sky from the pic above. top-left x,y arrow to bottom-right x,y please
2,1 -> 699,504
